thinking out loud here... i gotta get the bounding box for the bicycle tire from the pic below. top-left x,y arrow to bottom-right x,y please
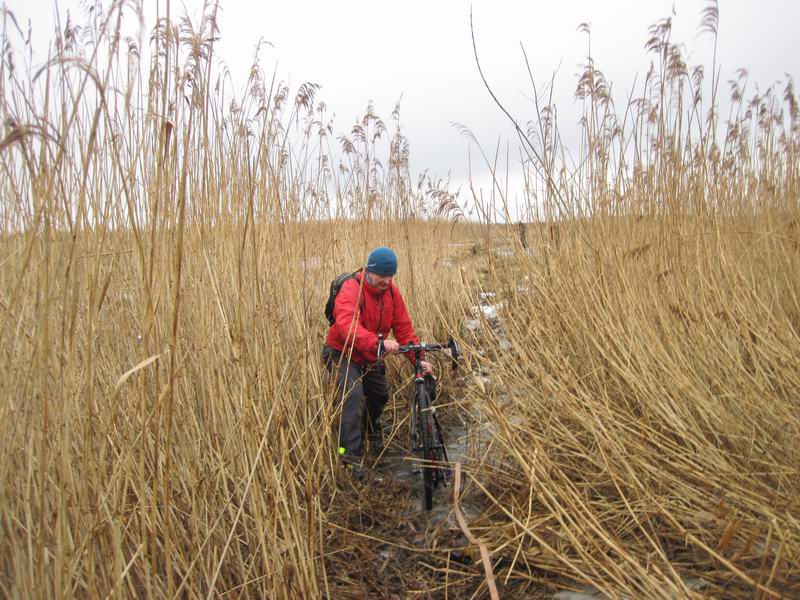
415,384 -> 437,509
431,413 -> 450,477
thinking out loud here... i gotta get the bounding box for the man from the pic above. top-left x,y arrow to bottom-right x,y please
322,247 -> 432,466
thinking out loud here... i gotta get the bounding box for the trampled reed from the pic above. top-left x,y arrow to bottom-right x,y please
1,1 -> 798,598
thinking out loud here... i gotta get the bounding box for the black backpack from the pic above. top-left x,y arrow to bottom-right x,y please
324,270 -> 361,325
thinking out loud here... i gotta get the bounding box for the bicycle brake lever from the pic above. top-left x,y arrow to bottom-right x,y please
448,337 -> 460,372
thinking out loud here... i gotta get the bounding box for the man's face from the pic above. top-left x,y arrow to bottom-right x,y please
366,271 -> 393,291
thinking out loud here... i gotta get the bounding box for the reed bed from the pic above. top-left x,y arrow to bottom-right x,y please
450,4 -> 800,597
1,1 -> 798,598
455,215 -> 800,598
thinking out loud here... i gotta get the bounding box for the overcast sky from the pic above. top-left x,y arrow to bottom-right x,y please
7,0 -> 800,210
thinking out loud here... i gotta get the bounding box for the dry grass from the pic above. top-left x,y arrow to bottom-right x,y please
1,1 -> 799,598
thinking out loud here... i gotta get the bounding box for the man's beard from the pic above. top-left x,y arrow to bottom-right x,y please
368,274 -> 388,289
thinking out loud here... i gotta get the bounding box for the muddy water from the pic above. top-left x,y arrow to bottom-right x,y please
367,411 -> 485,524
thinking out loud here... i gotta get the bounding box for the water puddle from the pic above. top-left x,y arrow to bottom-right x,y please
367,411 -> 472,520
552,575 -> 710,599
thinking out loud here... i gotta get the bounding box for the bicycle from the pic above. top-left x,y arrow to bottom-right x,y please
377,334 -> 460,510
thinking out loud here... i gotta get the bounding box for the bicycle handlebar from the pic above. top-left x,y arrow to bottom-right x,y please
377,334 -> 461,371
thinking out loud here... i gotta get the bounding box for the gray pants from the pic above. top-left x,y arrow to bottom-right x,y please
321,346 -> 390,457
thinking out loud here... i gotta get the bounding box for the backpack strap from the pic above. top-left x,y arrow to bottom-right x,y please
352,269 -> 366,315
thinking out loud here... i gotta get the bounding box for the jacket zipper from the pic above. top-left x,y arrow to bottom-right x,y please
378,291 -> 384,333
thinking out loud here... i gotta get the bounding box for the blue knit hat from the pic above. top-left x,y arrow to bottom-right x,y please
366,247 -> 398,276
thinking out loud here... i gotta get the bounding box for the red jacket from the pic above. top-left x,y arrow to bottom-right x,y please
325,272 -> 420,366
